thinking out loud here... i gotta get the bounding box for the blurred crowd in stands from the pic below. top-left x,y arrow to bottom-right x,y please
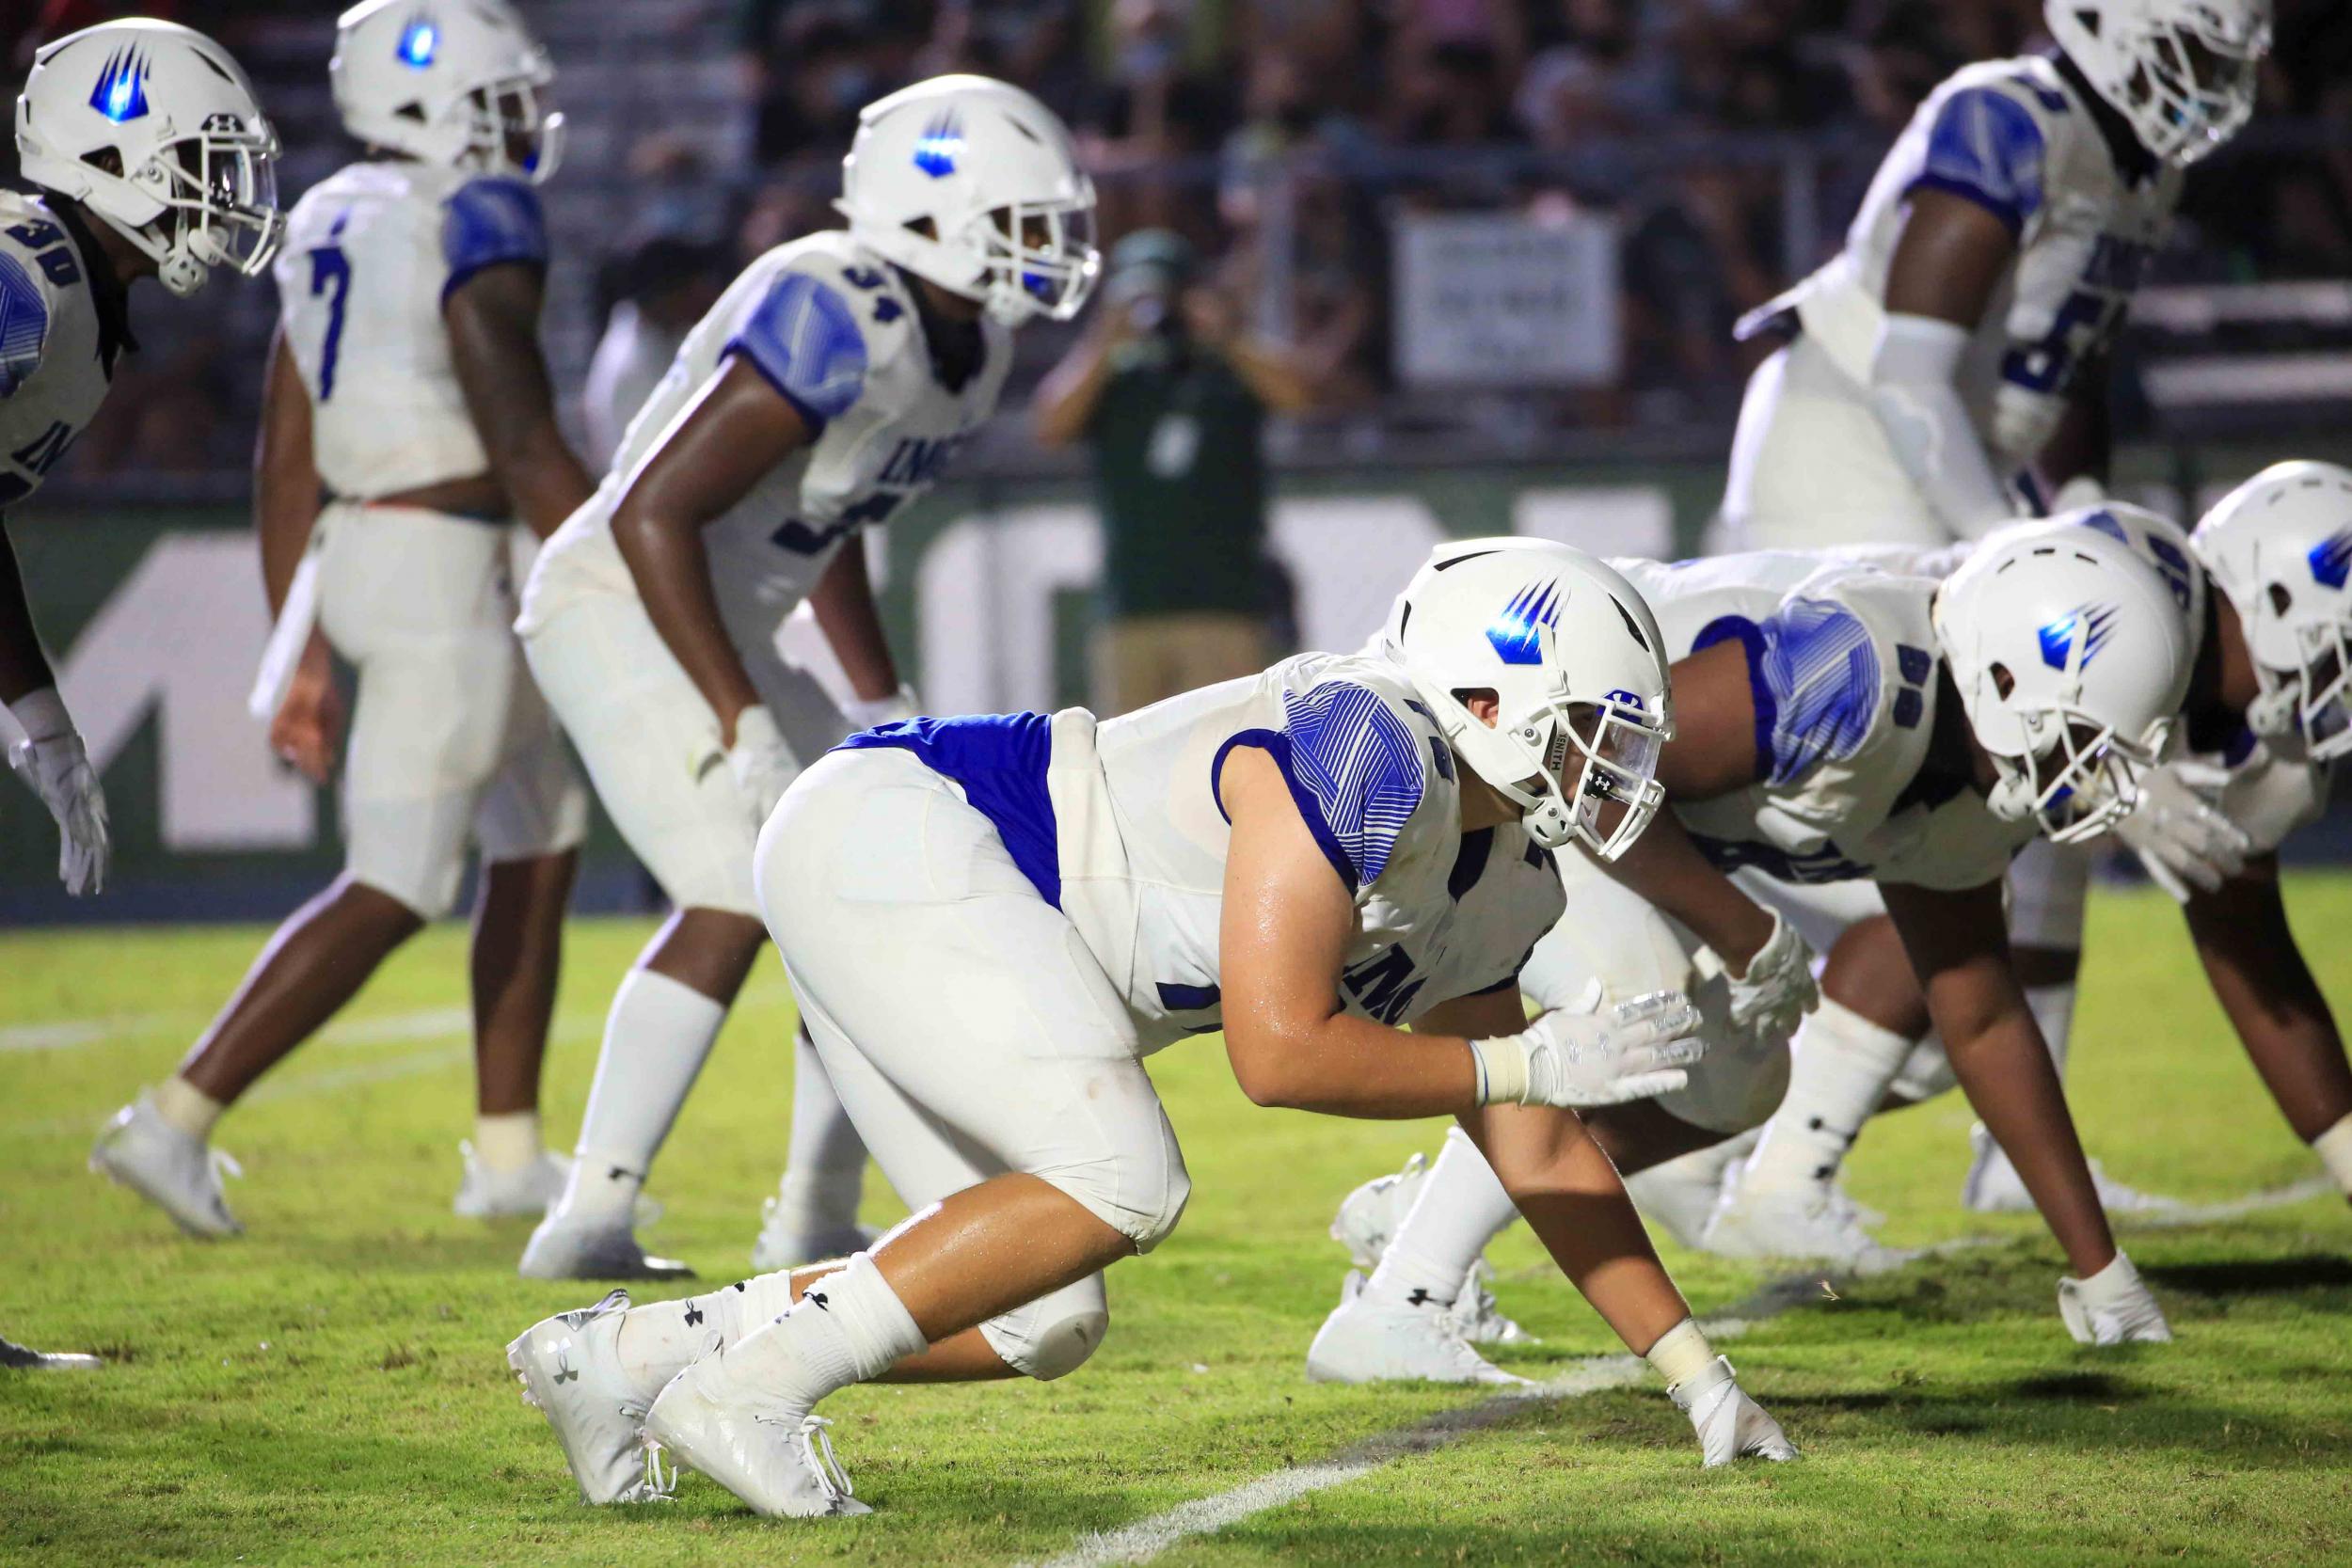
7,0 -> 2351,485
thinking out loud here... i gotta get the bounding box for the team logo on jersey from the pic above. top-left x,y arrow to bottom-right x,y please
913,111 -> 963,179
2037,602 -> 2119,671
2308,529 -> 2352,591
88,45 -> 151,123
397,14 -> 440,69
1486,579 -> 1562,667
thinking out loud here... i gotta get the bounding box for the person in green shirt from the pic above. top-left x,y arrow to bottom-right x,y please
1036,230 -> 1312,715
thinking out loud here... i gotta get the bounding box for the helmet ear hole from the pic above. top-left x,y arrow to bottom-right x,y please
82,147 -> 123,178
2269,582 -> 2294,616
1990,661 -> 2015,700
1452,688 -> 1502,728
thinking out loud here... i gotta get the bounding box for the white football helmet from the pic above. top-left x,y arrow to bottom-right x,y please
14,20 -> 282,298
1935,511 -> 2197,842
2193,460 -> 2352,760
331,0 -> 563,182
2045,0 -> 2271,167
1380,538 -> 1674,861
835,74 -> 1097,327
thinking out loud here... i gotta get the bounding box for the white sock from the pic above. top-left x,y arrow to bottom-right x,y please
1740,999 -> 1917,1193
771,1026 -> 868,1238
473,1111 -> 543,1174
1363,1126 -> 1518,1310
2313,1113 -> 2352,1199
724,1251 -> 926,1408
613,1270 -> 800,1399
154,1077 -> 223,1142
563,969 -> 727,1225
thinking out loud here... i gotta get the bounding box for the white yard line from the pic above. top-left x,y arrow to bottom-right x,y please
0,1004 -> 474,1055
1023,1178 -> 2337,1568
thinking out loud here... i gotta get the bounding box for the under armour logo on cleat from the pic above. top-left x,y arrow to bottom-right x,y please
683,1304 -> 703,1326
805,1291 -> 830,1311
1405,1289 -> 1435,1307
553,1358 -> 580,1385
607,1165 -> 641,1182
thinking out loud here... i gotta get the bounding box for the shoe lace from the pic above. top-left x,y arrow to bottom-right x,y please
798,1416 -> 854,1502
637,1431 -> 679,1502
207,1147 -> 243,1196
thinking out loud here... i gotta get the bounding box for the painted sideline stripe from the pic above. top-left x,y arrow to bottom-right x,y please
1021,1180 -> 2334,1568
0,1005 -> 474,1055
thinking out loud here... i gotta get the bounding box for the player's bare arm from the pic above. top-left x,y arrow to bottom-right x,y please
252,328 -> 339,784
1881,878 -> 2117,1275
0,516 -> 56,707
2185,857 -> 2352,1158
444,261 -> 595,539
609,356 -> 813,743
2032,354 -> 2115,504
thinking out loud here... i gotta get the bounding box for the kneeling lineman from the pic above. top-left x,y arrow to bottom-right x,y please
508,541 -> 1795,1516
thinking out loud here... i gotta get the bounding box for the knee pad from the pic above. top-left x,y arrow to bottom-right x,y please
979,1276 -> 1109,1381
1034,1117 -> 1192,1254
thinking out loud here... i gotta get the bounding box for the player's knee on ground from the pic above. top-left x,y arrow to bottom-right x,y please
978,1275 -> 1109,1381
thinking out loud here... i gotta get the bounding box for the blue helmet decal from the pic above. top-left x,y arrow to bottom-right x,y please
89,46 -> 151,123
1603,688 -> 1645,711
2037,602 -> 2119,671
2309,528 -> 2352,591
397,14 -> 440,69
1486,579 -> 1562,667
913,112 -> 963,179
2075,509 -> 2129,546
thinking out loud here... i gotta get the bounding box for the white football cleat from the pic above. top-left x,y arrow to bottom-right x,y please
89,1094 -> 242,1238
1,1337 -> 102,1370
642,1344 -> 869,1517
1669,1354 -> 1798,1466
455,1147 -> 572,1219
519,1214 -> 693,1281
750,1207 -> 877,1274
1306,1271 -> 1528,1386
1962,1124 -> 2184,1215
507,1290 -> 671,1504
1703,1179 -> 1901,1272
1329,1151 -> 1429,1269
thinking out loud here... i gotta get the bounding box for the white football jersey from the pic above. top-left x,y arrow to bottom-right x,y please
843,652 -> 1565,1055
1616,554 -> 2035,892
518,230 -> 1011,638
0,192 -> 128,509
276,162 -> 551,500
1757,55 -> 2180,470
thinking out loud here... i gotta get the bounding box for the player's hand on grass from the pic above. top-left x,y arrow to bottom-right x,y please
2058,1251 -> 2173,1345
725,703 -> 799,824
2116,759 -> 2250,902
269,638 -> 344,785
1471,984 -> 1705,1109
1723,910 -> 1819,1047
1669,1355 -> 1799,1467
8,686 -> 108,896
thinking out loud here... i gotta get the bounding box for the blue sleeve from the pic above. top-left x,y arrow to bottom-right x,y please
722,271 -> 869,433
1278,683 -> 1427,893
1911,86 -> 2046,235
440,177 -> 549,301
1693,599 -> 1881,785
0,255 -> 50,399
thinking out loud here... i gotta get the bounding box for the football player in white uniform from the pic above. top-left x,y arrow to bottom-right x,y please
511,75 -> 1091,1280
1716,0 -> 2271,1214
1307,520 -> 2199,1383
2,20 -> 280,899
505,541 -> 1795,1516
90,1 -> 596,1236
1705,474 -> 2352,1251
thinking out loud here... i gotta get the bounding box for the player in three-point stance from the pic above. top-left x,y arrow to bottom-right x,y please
0,18 -> 280,1357
513,74 -> 1096,1281
92,1 -> 596,1234
1307,518 -> 2204,1384
506,540 -> 1795,1516
1700,0 -> 2274,1232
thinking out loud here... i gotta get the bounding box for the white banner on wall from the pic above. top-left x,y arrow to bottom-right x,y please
1391,210 -> 1622,388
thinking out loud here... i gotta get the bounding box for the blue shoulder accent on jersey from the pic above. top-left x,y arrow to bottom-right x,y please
1280,682 -> 1427,890
723,271 -> 869,434
1913,86 -> 2047,236
440,178 -> 549,301
0,255 -> 49,399
1699,599 -> 1882,784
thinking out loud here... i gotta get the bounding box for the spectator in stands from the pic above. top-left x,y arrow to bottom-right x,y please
1034,230 -> 1312,716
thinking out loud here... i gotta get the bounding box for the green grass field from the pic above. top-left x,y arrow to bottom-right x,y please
5,879 -> 2350,1566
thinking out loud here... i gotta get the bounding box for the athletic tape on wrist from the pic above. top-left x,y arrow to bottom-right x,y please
6,685 -> 72,742
1645,1317 -> 1716,1389
1469,1036 -> 1526,1106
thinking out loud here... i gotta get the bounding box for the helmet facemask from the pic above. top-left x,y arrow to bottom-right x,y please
1984,695 -> 2171,843
2246,579 -> 2352,759
1464,689 -> 1670,860
967,193 -> 1098,325
120,114 -> 283,296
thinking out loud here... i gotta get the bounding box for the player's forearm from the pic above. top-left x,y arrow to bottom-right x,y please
253,332 -> 321,615
0,522 -> 57,707
1602,814 -> 1773,970
2030,364 -> 2112,503
1031,329 -> 1116,447
1936,999 -> 2116,1275
492,420 -> 596,541
2190,893 -> 2352,1143
1220,336 -> 1313,414
612,510 -> 762,740
808,542 -> 900,703
1223,1008 -> 1478,1118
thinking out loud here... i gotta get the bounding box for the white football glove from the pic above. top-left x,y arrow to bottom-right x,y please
2114,759 -> 2251,902
1723,911 -> 1819,1046
8,690 -> 109,896
724,704 -> 800,825
2058,1250 -> 2172,1346
1668,1355 -> 1799,1467
1471,986 -> 1704,1109
842,684 -> 920,731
